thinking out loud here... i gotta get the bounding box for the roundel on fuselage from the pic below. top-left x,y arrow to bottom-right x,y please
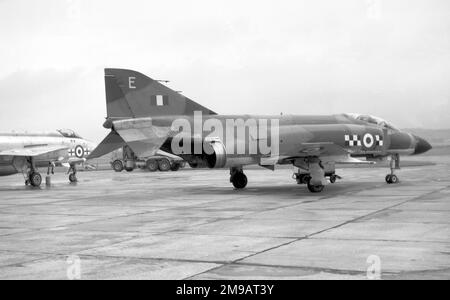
363,133 -> 374,148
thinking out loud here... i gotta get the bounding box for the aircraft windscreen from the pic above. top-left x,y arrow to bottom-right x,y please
57,129 -> 82,139
345,114 -> 399,131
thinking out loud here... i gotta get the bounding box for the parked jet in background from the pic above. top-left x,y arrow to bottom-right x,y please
0,129 -> 97,187
90,68 -> 432,193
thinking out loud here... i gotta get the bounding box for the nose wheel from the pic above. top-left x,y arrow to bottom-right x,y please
386,174 -> 399,184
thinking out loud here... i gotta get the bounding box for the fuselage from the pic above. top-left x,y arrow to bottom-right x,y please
125,113 -> 430,167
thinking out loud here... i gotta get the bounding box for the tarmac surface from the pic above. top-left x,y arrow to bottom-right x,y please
0,157 -> 449,280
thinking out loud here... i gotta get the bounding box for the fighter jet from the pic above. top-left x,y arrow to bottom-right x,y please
0,129 -> 96,187
89,68 -> 432,193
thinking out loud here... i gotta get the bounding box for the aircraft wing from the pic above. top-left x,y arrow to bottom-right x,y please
295,142 -> 375,165
0,145 -> 68,158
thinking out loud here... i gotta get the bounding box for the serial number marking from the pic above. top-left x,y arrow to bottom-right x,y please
220,284 -> 274,295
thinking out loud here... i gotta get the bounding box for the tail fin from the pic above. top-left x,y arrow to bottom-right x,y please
105,68 -> 216,119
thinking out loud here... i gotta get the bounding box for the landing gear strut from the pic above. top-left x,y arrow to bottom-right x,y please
386,154 -> 400,184
230,167 -> 247,189
68,164 -> 78,183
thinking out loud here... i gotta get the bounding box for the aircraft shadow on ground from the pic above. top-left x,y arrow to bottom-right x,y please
179,181 -> 384,198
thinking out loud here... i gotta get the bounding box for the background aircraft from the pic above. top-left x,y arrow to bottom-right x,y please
90,68 -> 432,193
0,129 -> 96,187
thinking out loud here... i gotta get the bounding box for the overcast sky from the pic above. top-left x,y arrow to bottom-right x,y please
0,0 -> 449,142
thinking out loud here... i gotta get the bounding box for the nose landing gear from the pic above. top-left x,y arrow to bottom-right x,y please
386,174 -> 399,184
386,154 -> 400,184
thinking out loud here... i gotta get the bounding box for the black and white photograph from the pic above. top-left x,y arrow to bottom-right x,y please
0,0 -> 449,284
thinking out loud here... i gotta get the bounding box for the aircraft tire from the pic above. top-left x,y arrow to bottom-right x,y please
390,174 -> 399,184
385,175 -> 391,183
69,173 -> 77,183
170,163 -> 180,171
386,174 -> 400,184
231,172 -> 247,189
29,172 -> 42,187
158,158 -> 171,172
146,159 -> 158,172
307,183 -> 324,193
112,160 -> 124,172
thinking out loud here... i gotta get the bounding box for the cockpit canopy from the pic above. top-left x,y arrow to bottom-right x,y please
57,129 -> 82,139
345,113 -> 399,131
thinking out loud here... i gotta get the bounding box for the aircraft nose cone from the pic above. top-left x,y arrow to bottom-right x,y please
413,135 -> 432,155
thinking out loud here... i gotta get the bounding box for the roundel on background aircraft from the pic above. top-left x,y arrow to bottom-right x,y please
75,145 -> 85,158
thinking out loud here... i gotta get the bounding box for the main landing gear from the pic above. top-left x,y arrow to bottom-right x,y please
386,154 -> 400,184
24,157 -> 42,187
26,171 -> 42,187
230,167 -> 247,189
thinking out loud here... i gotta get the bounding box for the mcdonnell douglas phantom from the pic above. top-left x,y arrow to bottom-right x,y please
0,129 -> 96,187
89,68 -> 432,193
